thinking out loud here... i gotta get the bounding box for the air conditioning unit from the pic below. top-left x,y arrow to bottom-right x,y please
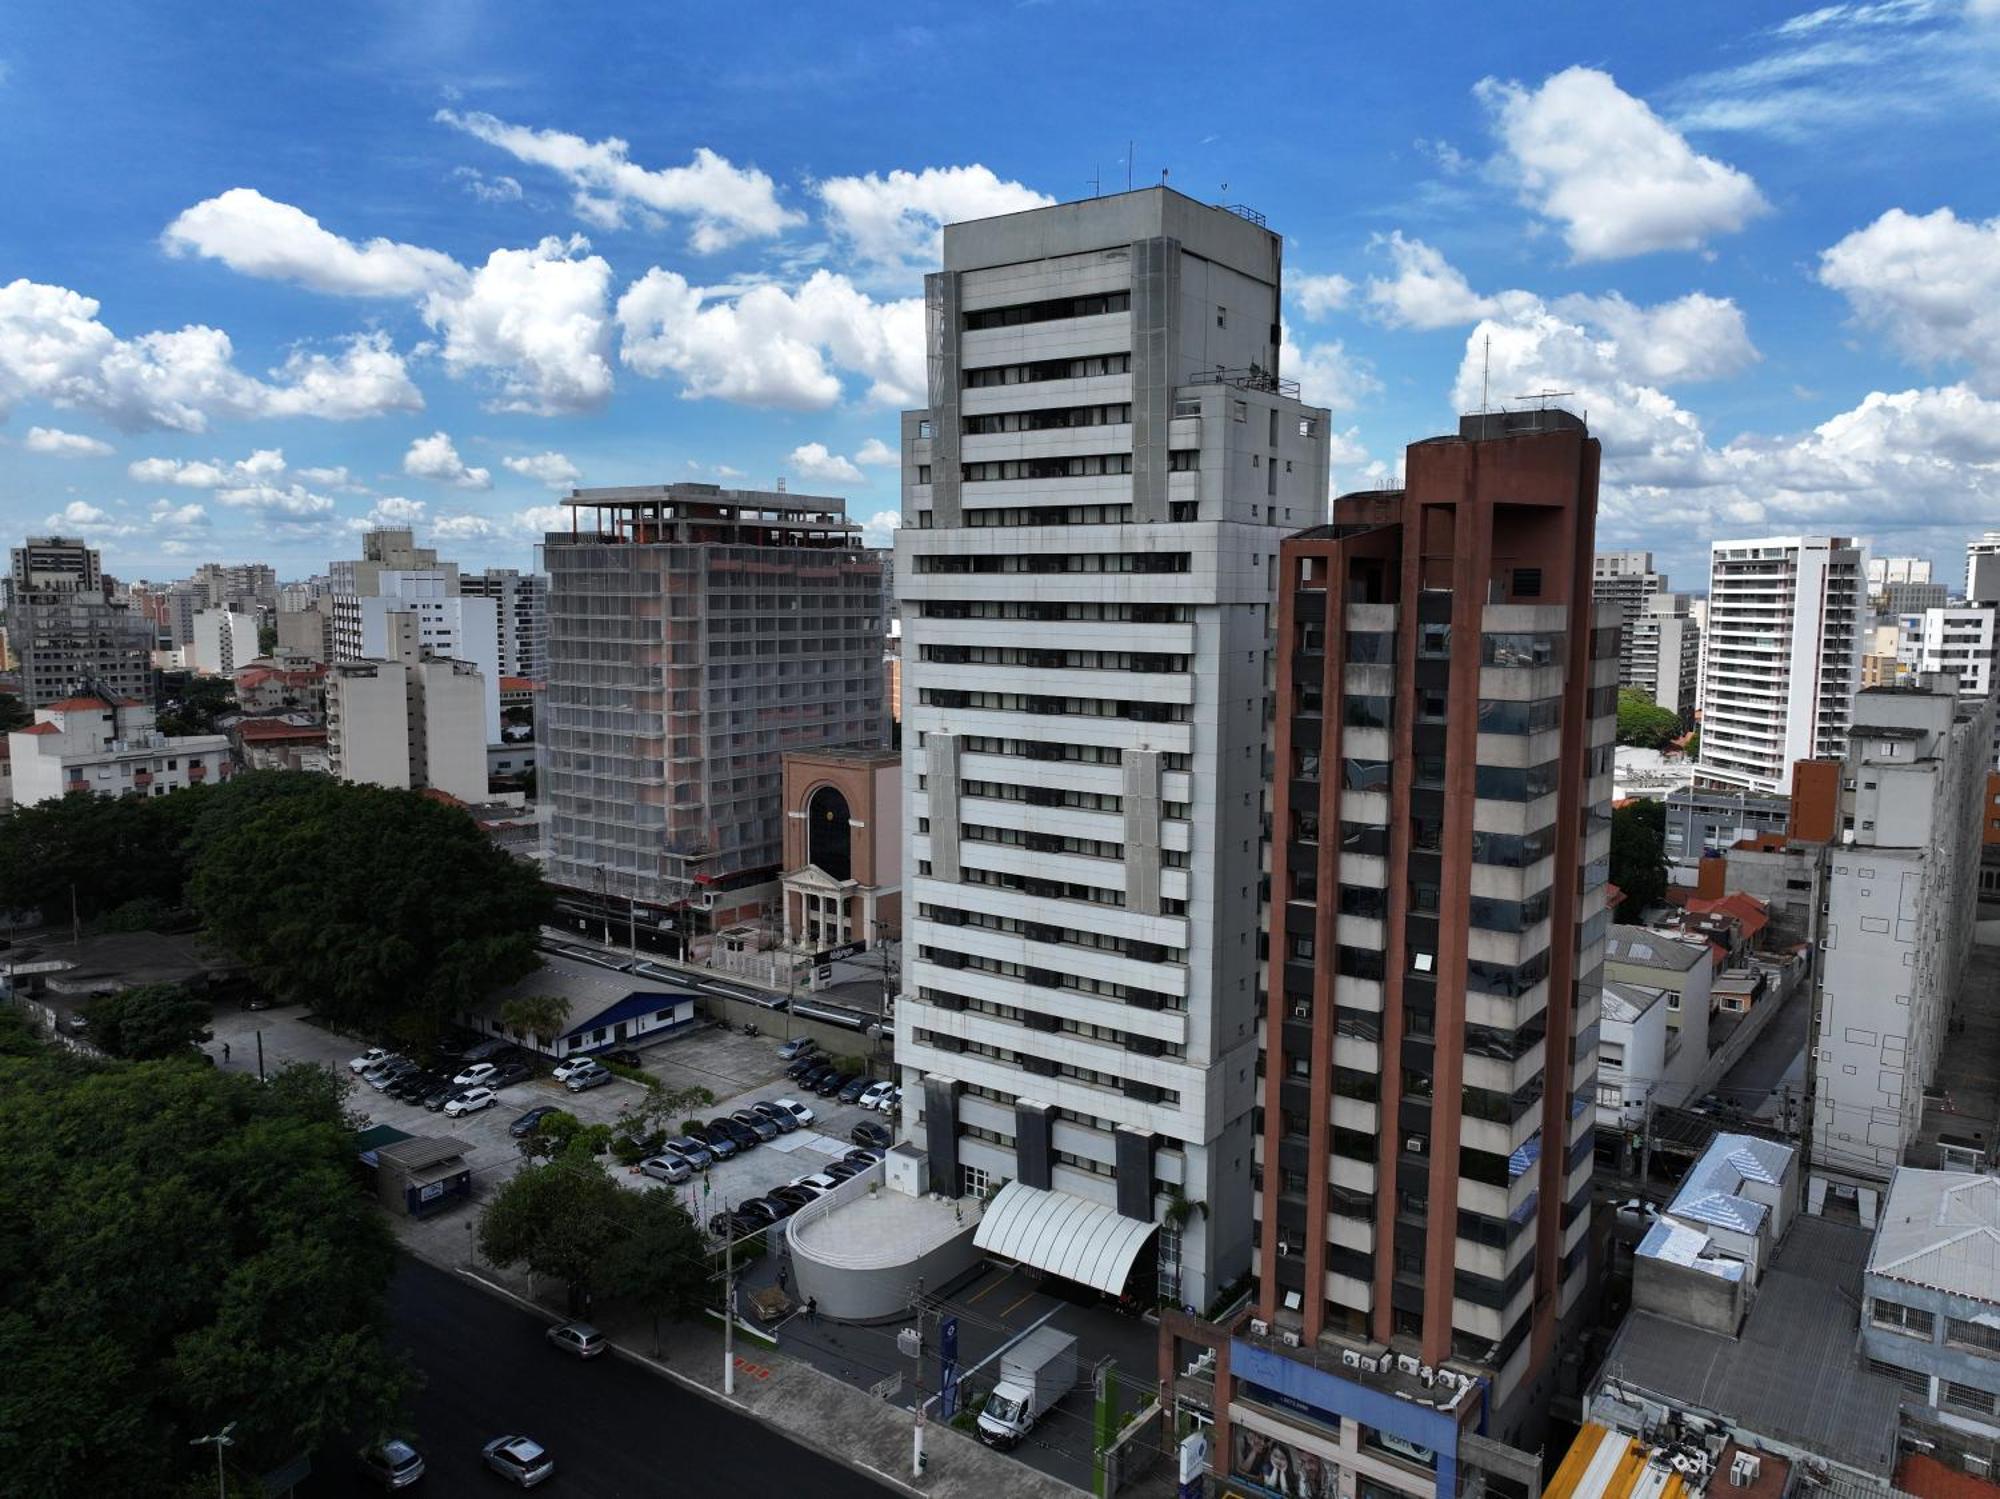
1730,1454 -> 1762,1487
1419,1366 -> 1435,1386
1397,1355 -> 1420,1375
1360,1357 -> 1380,1374
1280,1329 -> 1302,1347
1406,1136 -> 1426,1155
1342,1350 -> 1362,1368
1292,1003 -> 1312,1020
1249,1318 -> 1269,1337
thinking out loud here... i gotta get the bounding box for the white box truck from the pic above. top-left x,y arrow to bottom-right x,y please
976,1326 -> 1079,1447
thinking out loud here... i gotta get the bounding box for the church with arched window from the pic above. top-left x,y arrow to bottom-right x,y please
780,746 -> 902,959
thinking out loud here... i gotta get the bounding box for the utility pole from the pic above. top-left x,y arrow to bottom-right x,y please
1639,1086 -> 1655,1196
628,894 -> 638,967
722,1216 -> 736,1396
191,1421 -> 235,1499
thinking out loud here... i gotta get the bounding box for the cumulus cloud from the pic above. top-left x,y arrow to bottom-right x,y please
429,513 -> 501,542
503,450 -> 581,490
295,463 -> 363,490
1279,327 -> 1381,412
403,430 -> 492,489
789,442 -> 865,484
1819,207 -> 2000,390
1292,273 -> 1355,320
855,436 -> 897,466
862,510 -> 900,547
1477,67 -> 1768,260
148,499 -> 208,528
46,500 -> 134,537
438,109 -> 799,250
1365,233 -> 1505,329
162,188 -> 465,298
453,166 -> 523,203
211,482 -> 336,518
616,267 -> 923,409
129,447 -> 287,489
0,280 -> 422,432
816,166 -> 1051,276
24,425 -> 112,457
366,496 -> 428,526
421,235 -> 615,414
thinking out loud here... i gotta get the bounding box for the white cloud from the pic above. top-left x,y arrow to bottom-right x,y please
437,109 -> 800,251
23,425 -> 112,457
1279,327 -> 1381,412
1477,67 -> 1768,260
295,463 -> 363,490
789,442 -> 865,484
1292,273 -> 1355,320
453,166 -> 523,204
0,280 -> 422,431
428,513 -> 498,542
1551,291 -> 1761,385
1414,136 -> 1472,174
503,450 -> 581,490
616,267 -> 923,409
366,496 -> 428,526
422,236 -> 615,414
1365,233 -> 1505,329
162,188 -> 465,298
45,499 -> 134,536
516,503 -> 569,536
855,436 -> 897,466
403,430 -> 492,489
816,166 -> 1051,276
130,447 -> 288,491
212,482 -> 335,518
148,499 -> 208,528
862,510 -> 900,547
1818,207 -> 2000,390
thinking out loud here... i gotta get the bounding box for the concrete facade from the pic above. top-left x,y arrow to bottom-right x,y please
780,745 -> 902,954
894,188 -> 1332,1314
188,608 -> 258,675
1592,550 -> 1668,690
326,656 -> 490,802
275,605 -> 333,662
460,566 -> 548,680
8,696 -> 230,807
7,536 -> 154,710
1628,592 -> 1701,724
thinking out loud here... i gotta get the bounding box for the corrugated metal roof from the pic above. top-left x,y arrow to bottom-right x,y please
1870,1168 -> 2000,1302
375,1135 -> 473,1172
972,1182 -> 1156,1295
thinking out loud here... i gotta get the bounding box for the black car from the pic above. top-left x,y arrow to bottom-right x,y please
597,1048 -> 644,1069
837,1076 -> 873,1105
768,1185 -> 819,1209
731,1199 -> 779,1230
784,1057 -> 823,1082
421,1081 -> 459,1111
487,1060 -> 532,1087
750,1194 -> 802,1221
797,1061 -> 836,1087
851,1120 -> 892,1149
813,1071 -> 854,1098
712,1117 -> 759,1151
731,1109 -> 779,1142
822,1160 -> 866,1183
689,1123 -> 740,1160
843,1148 -> 884,1168
751,1101 -> 799,1134
510,1105 -> 560,1139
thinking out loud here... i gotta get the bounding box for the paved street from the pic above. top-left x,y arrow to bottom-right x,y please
1716,964 -> 1810,1111
302,1254 -> 891,1496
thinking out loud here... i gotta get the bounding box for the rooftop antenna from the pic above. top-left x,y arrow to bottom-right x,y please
1127,140 -> 1134,193
1480,335 -> 1491,413
1161,168 -> 1170,186
1088,165 -> 1101,198
1515,388 -> 1575,411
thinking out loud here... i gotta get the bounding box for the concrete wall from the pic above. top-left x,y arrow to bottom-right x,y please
1633,1256 -> 1746,1335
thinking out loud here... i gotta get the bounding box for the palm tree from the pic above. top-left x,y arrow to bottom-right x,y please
500,993 -> 572,1052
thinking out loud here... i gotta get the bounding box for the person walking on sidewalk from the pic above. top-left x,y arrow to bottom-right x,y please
222,1041 -> 231,1063
806,1296 -> 817,1324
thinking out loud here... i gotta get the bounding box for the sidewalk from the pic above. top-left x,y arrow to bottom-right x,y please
392,1205 -> 1086,1499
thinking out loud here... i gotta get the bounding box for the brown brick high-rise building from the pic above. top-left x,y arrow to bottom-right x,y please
1230,409 -> 1615,1465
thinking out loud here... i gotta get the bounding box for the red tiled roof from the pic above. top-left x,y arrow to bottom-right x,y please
233,720 -> 327,743
16,722 -> 60,735
46,696 -> 110,711
1685,891 -> 1771,942
499,676 -> 539,692
420,788 -> 467,808
1899,1454 -> 2000,1499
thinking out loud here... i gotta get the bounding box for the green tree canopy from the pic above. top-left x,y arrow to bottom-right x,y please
478,1153 -> 632,1302
0,785 -> 213,921
1610,798 -> 1669,913
499,992 -> 572,1049
88,984 -> 213,1060
601,1188 -> 711,1354
0,692 -> 31,733
1616,687 -> 1684,749
0,1043 -> 408,1494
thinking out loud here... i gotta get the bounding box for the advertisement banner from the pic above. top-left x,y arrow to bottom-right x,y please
1229,1425 -> 1340,1499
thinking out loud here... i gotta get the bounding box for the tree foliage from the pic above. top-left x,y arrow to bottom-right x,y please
156,673 -> 236,737
0,692 -> 31,733
0,786 -> 212,921
1611,798 -> 1669,913
0,1042 -> 408,1495
499,992 -> 572,1048
88,984 -> 213,1060
1616,686 -> 1684,749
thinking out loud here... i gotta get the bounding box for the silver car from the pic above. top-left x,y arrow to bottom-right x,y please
639,1153 -> 692,1184
482,1435 -> 555,1487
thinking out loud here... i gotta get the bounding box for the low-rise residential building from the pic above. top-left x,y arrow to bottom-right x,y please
1600,980 -> 1696,1126
1663,787 -> 1792,868
1865,1169 -> 2000,1475
460,952 -> 701,1060
1605,925 -> 1714,1065
7,696 -> 230,806
231,660 -> 326,714
230,716 -> 328,773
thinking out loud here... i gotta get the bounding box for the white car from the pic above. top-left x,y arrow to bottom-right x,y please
349,1048 -> 391,1075
858,1081 -> 895,1111
551,1056 -> 598,1082
773,1097 -> 815,1127
875,1085 -> 903,1114
789,1172 -> 838,1194
444,1086 -> 497,1118
451,1061 -> 498,1088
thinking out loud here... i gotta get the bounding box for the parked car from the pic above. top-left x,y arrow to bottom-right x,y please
851,1120 -> 892,1149
390,1072 -> 441,1103
545,1321 -> 607,1359
772,1097 -> 815,1128
796,1063 -> 836,1090
487,1060 -> 532,1087
844,1146 -> 886,1167
367,1060 -> 421,1091
597,1048 -> 643,1069
481,1435 -> 554,1489
872,1085 -> 903,1115
360,1057 -> 409,1085
663,1135 -> 714,1170
784,1057 -> 823,1082
551,1056 -> 599,1082
858,1080 -> 895,1111
729,1199 -> 779,1230
731,1108 -> 779,1142
349,1047 -> 392,1075
777,1036 -> 818,1061
837,1076 -> 874,1105
639,1153 -> 692,1184
451,1061 -> 499,1089
709,1210 -> 757,1238
454,1038 -> 519,1066
709,1117 -> 756,1151
444,1086 -> 498,1118
688,1123 -> 739,1160
509,1105 -> 560,1139
789,1172 -> 838,1193
420,1079 -> 459,1111
771,1184 -> 820,1208
751,1193 -> 802,1221
356,1438 -> 425,1489
564,1065 -> 611,1094
823,1160 -> 867,1183
751,1101 -> 799,1134
813,1071 -> 854,1099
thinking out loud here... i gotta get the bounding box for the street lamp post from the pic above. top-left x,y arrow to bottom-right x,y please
191,1421 -> 236,1499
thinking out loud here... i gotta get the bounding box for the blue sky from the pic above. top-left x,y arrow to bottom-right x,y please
3,0 -> 1998,592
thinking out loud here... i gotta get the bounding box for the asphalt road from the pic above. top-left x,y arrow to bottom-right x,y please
1717,969 -> 1810,1107
303,1255 -> 890,1497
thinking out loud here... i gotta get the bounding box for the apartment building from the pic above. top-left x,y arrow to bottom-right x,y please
328,528 -> 460,660
325,656 -> 488,804
1247,407 -> 1611,1448
1868,556 -> 1933,595
1916,605 -> 1997,701
539,485 -> 886,949
1699,536 -> 1866,793
1592,550 -> 1668,687
894,188 -> 1331,1313
461,566 -> 548,680
1970,533 -> 2000,605
191,561 -> 277,615
1801,678 -> 1992,1184
7,535 -> 154,709
274,605 -> 333,663
1626,591 -> 1701,724
188,608 -> 259,675
8,695 -> 229,807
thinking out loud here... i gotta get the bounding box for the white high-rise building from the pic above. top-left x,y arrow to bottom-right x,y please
189,608 -> 259,675
1698,536 -> 1867,793
1592,550 -> 1668,687
1627,591 -> 1701,723
325,656 -> 488,804
461,567 -> 548,680
894,188 -> 1332,1310
330,529 -> 499,741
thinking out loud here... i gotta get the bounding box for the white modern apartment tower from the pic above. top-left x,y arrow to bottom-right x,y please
1699,536 -> 1867,793
189,608 -> 259,676
330,529 -> 499,741
1628,591 -> 1701,723
461,567 -> 548,680
894,188 -> 1332,1310
1592,550 -> 1668,688
1806,678 -> 1991,1184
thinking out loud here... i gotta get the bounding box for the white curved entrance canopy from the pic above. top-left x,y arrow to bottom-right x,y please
972,1181 -> 1158,1295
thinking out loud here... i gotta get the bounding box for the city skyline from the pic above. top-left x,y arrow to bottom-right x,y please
3,3 -> 1998,587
